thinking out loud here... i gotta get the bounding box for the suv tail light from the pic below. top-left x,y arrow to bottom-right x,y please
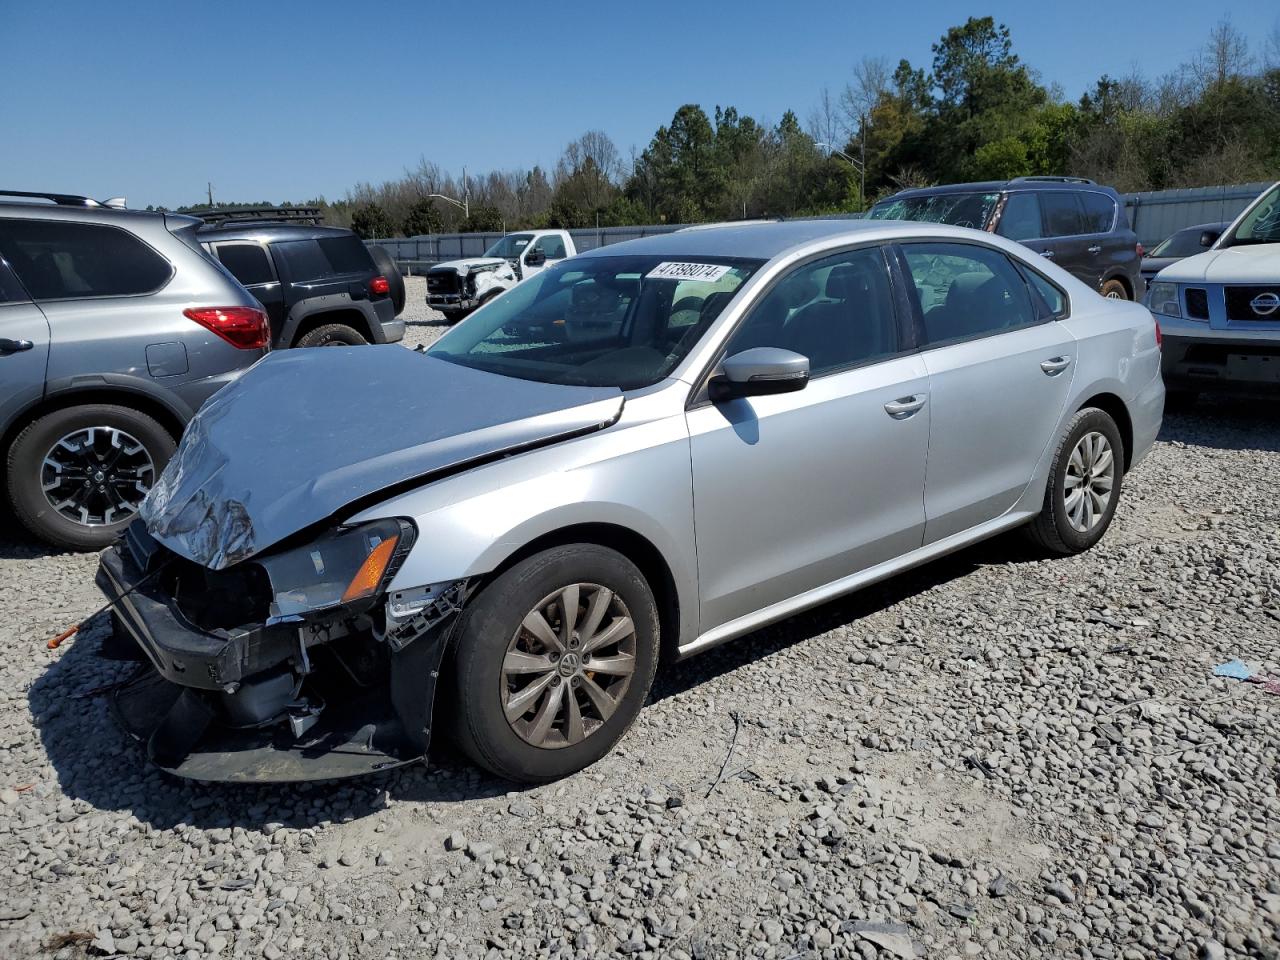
1154,317 -> 1162,349
184,306 -> 270,350
1136,242 -> 1144,258
369,276 -> 390,297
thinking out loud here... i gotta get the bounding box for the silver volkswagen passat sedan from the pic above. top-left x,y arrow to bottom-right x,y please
95,220 -> 1164,784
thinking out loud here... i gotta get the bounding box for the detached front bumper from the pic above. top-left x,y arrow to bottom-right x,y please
94,527 -> 464,783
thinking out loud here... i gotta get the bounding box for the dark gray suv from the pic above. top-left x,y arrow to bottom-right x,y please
868,177 -> 1144,301
0,191 -> 267,550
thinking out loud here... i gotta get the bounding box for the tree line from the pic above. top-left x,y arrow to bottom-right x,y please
163,17 -> 1280,238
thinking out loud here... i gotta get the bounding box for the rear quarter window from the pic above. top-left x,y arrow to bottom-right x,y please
0,218 -> 172,300
274,236 -> 374,282
1080,193 -> 1117,234
215,243 -> 274,286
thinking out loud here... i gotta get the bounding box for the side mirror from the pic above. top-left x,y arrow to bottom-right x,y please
709,347 -> 809,401
526,250 -> 546,266
1199,230 -> 1220,248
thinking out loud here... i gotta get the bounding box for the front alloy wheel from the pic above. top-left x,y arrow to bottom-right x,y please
451,544 -> 659,782
502,583 -> 637,749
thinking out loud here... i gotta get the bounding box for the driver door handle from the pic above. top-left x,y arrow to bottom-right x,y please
884,394 -> 927,419
1040,356 -> 1072,376
0,338 -> 34,353
1039,249 -> 1056,259
1087,244 -> 1102,254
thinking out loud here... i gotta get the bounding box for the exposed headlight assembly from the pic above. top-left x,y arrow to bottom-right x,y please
1145,281 -> 1181,319
258,518 -> 416,622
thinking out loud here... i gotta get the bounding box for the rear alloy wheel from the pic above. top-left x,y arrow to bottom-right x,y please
1101,279 -> 1128,300
1024,407 -> 1124,555
7,404 -> 176,550
296,323 -> 367,347
452,544 -> 659,782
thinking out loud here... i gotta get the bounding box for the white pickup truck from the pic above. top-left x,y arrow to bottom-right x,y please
1147,180 -> 1280,404
424,229 -> 575,323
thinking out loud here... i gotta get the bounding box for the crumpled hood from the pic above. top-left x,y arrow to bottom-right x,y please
429,257 -> 509,275
141,347 -> 623,570
1156,244 -> 1280,284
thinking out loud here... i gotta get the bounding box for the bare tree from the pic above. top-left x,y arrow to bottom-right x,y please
840,56 -> 891,135
807,86 -> 841,147
1192,19 -> 1252,91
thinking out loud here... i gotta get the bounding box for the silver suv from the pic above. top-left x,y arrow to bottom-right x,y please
0,191 -> 267,549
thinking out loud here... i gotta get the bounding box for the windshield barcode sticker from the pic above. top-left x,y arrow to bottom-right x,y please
646,262 -> 732,282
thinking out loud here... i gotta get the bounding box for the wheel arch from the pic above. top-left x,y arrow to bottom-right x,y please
290,308 -> 374,346
1077,391 -> 1133,471
478,522 -> 683,663
1,383 -> 189,469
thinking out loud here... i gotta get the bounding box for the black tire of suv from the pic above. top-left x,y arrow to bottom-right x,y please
1100,278 -> 1129,300
451,544 -> 660,783
6,404 -> 176,551
368,245 -> 406,316
441,310 -> 465,325
1024,407 -> 1125,556
296,324 -> 367,347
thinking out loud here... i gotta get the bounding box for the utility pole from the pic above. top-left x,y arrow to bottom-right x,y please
462,165 -> 469,219
859,112 -> 866,212
207,181 -> 213,207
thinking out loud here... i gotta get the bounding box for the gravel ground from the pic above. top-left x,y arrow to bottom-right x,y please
1,283 -> 1278,959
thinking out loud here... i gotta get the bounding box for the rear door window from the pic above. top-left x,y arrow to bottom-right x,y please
1040,193 -> 1086,238
0,219 -> 172,300
215,243 -> 274,286
1080,193 -> 1116,234
996,193 -> 1042,241
902,242 -> 1042,346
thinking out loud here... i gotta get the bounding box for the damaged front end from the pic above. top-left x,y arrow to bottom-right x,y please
96,519 -> 471,783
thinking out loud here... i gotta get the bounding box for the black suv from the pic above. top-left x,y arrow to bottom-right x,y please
195,208 -> 405,347
868,177 -> 1144,300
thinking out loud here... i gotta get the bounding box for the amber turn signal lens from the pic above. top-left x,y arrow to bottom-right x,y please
341,534 -> 399,603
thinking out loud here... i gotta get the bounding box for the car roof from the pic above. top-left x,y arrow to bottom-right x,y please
574,218 -> 1012,263
197,223 -> 358,243
0,199 -> 197,228
880,179 -> 1118,202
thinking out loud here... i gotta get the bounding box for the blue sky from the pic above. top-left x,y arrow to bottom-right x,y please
1,0 -> 1269,208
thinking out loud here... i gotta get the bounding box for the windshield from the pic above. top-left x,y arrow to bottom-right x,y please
428,255 -> 762,389
1149,226 -> 1216,259
483,233 -> 535,258
1222,184 -> 1280,247
867,192 -> 999,230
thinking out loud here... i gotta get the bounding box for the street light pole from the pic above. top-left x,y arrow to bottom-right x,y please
816,141 -> 866,212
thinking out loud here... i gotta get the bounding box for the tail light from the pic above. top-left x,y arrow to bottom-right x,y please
1136,242 -> 1144,258
184,306 -> 270,350
369,276 -> 390,296
1154,318 -> 1163,349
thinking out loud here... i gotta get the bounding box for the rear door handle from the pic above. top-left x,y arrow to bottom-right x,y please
1039,249 -> 1056,259
1040,356 -> 1072,376
884,394 -> 927,419
0,338 -> 34,353
1087,245 -> 1102,254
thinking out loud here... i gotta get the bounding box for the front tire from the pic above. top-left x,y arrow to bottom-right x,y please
6,404 -> 176,550
451,544 -> 659,783
1025,407 -> 1124,556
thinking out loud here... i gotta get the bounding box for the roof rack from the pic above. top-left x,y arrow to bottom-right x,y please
0,190 -> 127,208
193,206 -> 326,227
1009,176 -> 1095,185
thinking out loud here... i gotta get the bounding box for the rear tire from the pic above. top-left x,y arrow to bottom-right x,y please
1101,278 -> 1129,300
7,404 -> 176,550
295,323 -> 367,347
440,310 -> 465,325
451,544 -> 659,783
368,245 -> 406,316
1024,407 -> 1124,556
